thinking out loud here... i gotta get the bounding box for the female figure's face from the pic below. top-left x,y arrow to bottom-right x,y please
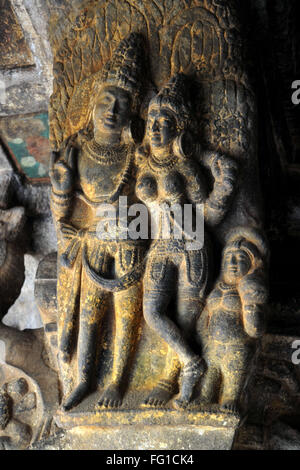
93,85 -> 132,143
222,249 -> 251,285
147,104 -> 178,152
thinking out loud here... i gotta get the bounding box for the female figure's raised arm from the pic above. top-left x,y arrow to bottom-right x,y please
201,151 -> 238,226
177,155 -> 207,205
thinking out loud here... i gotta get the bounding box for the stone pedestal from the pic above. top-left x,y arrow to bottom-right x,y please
35,409 -> 240,450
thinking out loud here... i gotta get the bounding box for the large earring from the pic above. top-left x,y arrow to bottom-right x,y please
121,117 -> 145,145
173,131 -> 194,159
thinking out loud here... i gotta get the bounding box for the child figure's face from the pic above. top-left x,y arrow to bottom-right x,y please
222,248 -> 251,285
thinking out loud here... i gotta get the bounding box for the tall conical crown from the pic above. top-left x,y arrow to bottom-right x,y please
99,32 -> 145,113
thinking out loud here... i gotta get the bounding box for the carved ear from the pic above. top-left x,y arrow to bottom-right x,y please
173,131 -> 194,159
122,117 -> 145,145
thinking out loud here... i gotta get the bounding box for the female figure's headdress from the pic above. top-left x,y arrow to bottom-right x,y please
149,73 -> 193,131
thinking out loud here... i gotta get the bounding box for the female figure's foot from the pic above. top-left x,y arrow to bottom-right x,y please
142,380 -> 175,408
220,400 -> 240,415
173,357 -> 206,409
97,383 -> 123,409
62,382 -> 89,411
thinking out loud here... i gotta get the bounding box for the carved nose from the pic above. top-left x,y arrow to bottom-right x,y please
152,121 -> 159,132
108,100 -> 118,115
231,255 -> 238,266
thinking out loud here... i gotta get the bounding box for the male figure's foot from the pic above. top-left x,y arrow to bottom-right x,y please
97,383 -> 123,409
62,382 -> 89,411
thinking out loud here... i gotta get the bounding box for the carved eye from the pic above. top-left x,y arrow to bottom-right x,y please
102,96 -> 112,104
96,95 -> 112,107
118,97 -> 130,111
162,118 -> 174,127
159,115 -> 177,132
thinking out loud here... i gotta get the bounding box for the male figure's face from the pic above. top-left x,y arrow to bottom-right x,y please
93,86 -> 131,137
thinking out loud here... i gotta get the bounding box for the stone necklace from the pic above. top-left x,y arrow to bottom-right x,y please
84,138 -> 128,165
148,152 -> 177,173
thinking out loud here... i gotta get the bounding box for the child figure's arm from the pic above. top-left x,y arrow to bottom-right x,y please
240,276 -> 268,339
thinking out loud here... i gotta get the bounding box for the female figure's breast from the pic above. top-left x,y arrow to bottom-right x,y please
136,173 -> 158,202
162,171 -> 184,202
136,169 -> 184,204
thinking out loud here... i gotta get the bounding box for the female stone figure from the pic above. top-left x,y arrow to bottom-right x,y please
135,73 -> 238,408
135,74 -> 212,408
50,33 -> 146,410
196,228 -> 268,412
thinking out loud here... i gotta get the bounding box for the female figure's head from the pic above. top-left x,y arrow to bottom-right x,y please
146,73 -> 194,157
90,33 -> 145,145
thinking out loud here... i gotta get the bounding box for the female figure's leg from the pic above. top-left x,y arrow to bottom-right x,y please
177,248 -> 209,332
142,349 -> 180,407
144,256 -> 197,365
144,286 -> 204,408
143,254 -> 201,407
172,250 -> 208,406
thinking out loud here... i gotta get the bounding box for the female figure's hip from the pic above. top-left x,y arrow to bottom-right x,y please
144,244 -> 209,293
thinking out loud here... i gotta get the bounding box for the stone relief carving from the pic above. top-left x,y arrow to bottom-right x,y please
31,0 -> 271,449
0,324 -> 60,450
135,72 -> 239,408
44,24 -> 268,418
0,0 -> 298,452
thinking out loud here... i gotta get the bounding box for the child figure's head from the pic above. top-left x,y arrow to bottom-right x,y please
221,228 -> 268,290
